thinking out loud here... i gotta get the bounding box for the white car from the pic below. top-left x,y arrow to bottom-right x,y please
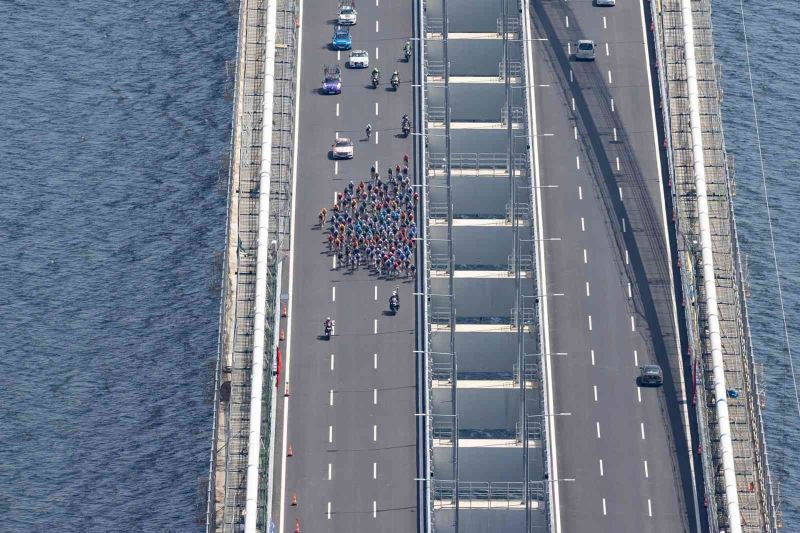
337,3 -> 357,25
575,40 -> 596,60
332,137 -> 354,159
348,50 -> 369,68
595,0 -> 615,5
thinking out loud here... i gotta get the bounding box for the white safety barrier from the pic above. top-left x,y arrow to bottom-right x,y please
679,1 -> 742,531
245,0 -> 279,529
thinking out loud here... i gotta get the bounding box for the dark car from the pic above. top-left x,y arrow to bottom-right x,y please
322,65 -> 342,94
639,365 -> 664,386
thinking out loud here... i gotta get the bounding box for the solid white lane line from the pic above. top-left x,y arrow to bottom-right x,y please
373,424 -> 377,441
613,127 -> 617,141
328,463 -> 332,480
373,388 -> 377,404
591,349 -> 595,366
578,185 -> 583,199
574,126 -> 577,140
576,156 -> 580,170
648,499 -> 653,517
628,282 -> 632,298
329,389 -> 334,406
634,350 -> 638,366
373,500 -> 377,518
625,249 -> 629,265
332,286 -> 336,301
373,462 -> 377,479
638,387 -> 642,402
327,501 -> 331,519
373,319 -> 377,334
605,42 -> 610,56
336,102 -> 340,116
611,98 -> 615,112
641,422 -> 646,440
596,422 -> 601,438
586,282 -> 590,296
615,156 -> 620,171
581,217 -> 585,231
593,385 -> 598,401
375,20 -> 379,32
603,498 -> 607,516
603,16 -> 607,29
644,460 -> 649,478
329,425 -> 333,443
588,315 -> 593,331
622,218 -> 626,232
374,353 -> 378,369
571,97 -> 575,111
583,249 -> 588,264
375,102 -> 379,116
330,353 -> 335,370
631,315 -> 635,331
374,285 -> 378,300
608,70 -> 613,84
599,459 -> 604,476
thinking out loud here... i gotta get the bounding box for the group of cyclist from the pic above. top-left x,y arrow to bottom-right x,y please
319,154 -> 418,278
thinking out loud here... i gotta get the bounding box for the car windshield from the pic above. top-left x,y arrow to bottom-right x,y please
352,51 -> 366,57
335,27 -> 349,37
579,42 -> 593,50
340,7 -> 354,13
335,139 -> 351,147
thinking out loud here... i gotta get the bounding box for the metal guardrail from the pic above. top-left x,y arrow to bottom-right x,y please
428,152 -> 527,177
651,0 -> 779,530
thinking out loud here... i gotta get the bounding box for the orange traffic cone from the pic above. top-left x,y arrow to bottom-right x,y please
291,493 -> 298,506
287,444 -> 293,457
295,519 -> 301,532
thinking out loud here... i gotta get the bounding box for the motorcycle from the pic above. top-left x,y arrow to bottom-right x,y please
391,73 -> 399,90
371,72 -> 380,88
401,118 -> 411,137
324,319 -> 335,339
403,43 -> 412,62
389,288 -> 400,314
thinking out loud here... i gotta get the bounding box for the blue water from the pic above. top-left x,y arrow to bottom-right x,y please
713,0 -> 800,525
0,0 -> 797,530
0,1 -> 235,530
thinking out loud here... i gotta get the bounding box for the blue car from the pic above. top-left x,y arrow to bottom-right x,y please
331,25 -> 352,50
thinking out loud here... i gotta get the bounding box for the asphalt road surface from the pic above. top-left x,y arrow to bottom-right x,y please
529,0 -> 699,531
274,0 -> 417,531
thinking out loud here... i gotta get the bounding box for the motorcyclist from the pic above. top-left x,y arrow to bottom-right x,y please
391,71 -> 399,87
371,67 -> 380,83
324,317 -> 334,335
404,41 -> 412,58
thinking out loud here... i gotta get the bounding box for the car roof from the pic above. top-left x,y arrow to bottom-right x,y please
642,365 -> 661,373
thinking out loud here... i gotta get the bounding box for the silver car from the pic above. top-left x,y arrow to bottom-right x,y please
575,40 -> 596,61
348,50 -> 369,69
332,137 -> 354,159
